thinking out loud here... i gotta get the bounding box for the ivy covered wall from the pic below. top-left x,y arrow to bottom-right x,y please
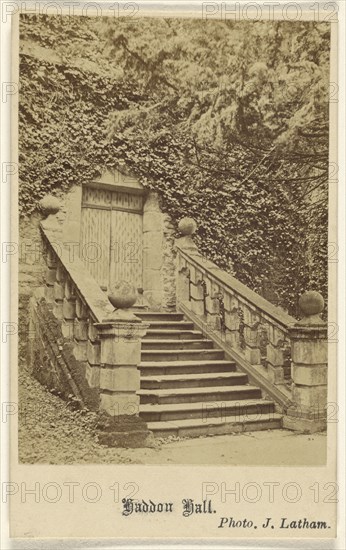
19,15 -> 329,317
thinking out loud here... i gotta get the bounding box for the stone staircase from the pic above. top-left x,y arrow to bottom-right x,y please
39,220 -> 328,440
134,311 -> 283,438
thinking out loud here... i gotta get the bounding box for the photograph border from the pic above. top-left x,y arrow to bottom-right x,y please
1,1 -> 345,547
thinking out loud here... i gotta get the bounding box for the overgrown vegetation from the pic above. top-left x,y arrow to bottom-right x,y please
19,15 -> 330,316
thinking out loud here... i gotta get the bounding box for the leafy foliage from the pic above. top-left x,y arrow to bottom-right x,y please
19,15 -> 330,315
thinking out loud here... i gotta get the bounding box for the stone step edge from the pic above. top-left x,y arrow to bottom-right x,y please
142,339 -> 213,345
139,398 -> 274,413
139,360 -> 236,367
134,312 -> 184,317
147,413 -> 283,431
138,384 -> 256,397
143,321 -> 194,326
141,349 -> 223,355
141,372 -> 246,382
145,330 -> 203,335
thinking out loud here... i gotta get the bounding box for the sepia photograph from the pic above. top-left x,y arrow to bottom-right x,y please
16,10 -> 333,468
1,0 -> 343,543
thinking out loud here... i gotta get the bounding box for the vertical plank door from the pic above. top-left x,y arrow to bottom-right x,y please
109,191 -> 143,291
80,186 -> 111,289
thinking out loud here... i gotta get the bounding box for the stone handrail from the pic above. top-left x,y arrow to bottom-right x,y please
175,237 -> 295,387
175,218 -> 328,431
40,224 -> 141,326
39,215 -> 151,445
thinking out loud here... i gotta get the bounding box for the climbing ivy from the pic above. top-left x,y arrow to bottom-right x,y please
19,15 -> 329,316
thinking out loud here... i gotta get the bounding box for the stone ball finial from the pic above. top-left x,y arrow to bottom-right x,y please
108,281 -> 137,309
299,291 -> 324,317
178,217 -> 197,236
39,194 -> 60,216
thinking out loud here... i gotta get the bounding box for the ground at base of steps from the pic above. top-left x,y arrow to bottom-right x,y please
19,362 -> 326,466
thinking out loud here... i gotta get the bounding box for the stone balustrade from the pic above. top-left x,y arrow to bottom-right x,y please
37,217 -> 152,446
175,218 -> 328,432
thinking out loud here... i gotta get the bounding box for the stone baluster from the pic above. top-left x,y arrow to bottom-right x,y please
191,277 -> 205,317
62,277 -> 76,339
45,247 -> 57,303
224,294 -> 240,349
284,291 -> 328,432
73,297 -> 88,361
242,305 -> 262,365
188,264 -> 201,316
205,280 -> 221,330
86,318 -> 101,388
266,324 -> 286,384
176,265 -> 191,305
53,264 -> 66,319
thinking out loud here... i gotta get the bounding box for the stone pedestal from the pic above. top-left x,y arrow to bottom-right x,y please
96,412 -> 155,448
94,318 -> 153,447
175,219 -> 199,313
283,291 -> 328,433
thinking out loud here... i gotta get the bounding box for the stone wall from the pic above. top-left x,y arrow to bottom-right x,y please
19,186 -> 82,368
142,192 -> 176,310
19,185 -> 81,298
29,292 -> 100,411
19,184 -> 176,311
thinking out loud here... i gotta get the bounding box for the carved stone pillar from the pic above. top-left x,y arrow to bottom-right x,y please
284,291 -> 328,432
95,315 -> 152,447
175,217 -> 199,313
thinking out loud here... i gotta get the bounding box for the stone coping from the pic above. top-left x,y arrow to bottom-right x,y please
87,168 -> 146,195
85,180 -> 146,196
40,223 -> 141,325
176,245 -> 297,332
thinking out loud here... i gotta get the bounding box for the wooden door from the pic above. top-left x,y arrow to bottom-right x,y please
109,192 -> 143,290
80,187 -> 111,289
80,186 -> 143,291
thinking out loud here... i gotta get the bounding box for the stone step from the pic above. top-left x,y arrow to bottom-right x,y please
138,385 -> 261,405
139,360 -> 237,376
139,399 -> 275,422
141,372 -> 248,390
134,312 -> 185,322
134,310 -> 282,438
146,413 -> 283,438
142,321 -> 195,330
142,339 -> 214,350
143,329 -> 204,340
141,349 -> 225,362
